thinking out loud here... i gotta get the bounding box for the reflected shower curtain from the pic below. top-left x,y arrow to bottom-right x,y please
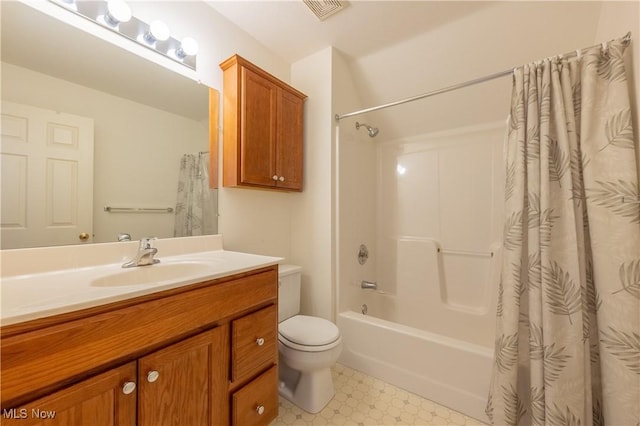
174,153 -> 217,237
487,36 -> 640,425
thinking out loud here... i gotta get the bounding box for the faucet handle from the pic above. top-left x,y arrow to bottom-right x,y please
139,237 -> 157,250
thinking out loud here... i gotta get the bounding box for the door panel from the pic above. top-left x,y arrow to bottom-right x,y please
1,101 -> 94,249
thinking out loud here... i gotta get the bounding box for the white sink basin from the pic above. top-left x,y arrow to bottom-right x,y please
91,261 -> 216,287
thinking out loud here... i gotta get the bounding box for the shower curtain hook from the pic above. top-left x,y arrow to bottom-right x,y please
576,49 -> 582,58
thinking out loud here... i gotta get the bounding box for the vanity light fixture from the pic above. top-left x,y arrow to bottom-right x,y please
49,0 -> 198,70
143,20 -> 171,44
175,37 -> 199,58
103,0 -> 131,27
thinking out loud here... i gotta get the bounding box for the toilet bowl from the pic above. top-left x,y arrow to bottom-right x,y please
278,265 -> 342,413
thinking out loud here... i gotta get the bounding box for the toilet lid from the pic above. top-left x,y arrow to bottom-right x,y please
279,315 -> 340,346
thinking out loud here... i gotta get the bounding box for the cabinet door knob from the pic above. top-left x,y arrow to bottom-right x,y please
278,176 -> 285,182
147,370 -> 160,383
272,175 -> 279,181
256,405 -> 265,415
122,381 -> 136,395
256,337 -> 265,346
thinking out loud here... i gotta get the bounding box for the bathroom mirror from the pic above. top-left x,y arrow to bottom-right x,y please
1,2 -> 218,249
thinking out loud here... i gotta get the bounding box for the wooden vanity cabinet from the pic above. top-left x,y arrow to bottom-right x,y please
220,54 -> 307,191
0,266 -> 279,426
0,362 -> 137,426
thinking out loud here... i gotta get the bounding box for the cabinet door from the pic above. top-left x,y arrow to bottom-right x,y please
1,362 -> 136,426
241,67 -> 277,187
275,88 -> 305,191
138,327 -> 227,426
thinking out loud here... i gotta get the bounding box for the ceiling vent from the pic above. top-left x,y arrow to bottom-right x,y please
303,0 -> 346,21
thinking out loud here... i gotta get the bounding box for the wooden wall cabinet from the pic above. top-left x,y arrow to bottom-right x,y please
220,54 -> 307,191
1,266 -> 279,426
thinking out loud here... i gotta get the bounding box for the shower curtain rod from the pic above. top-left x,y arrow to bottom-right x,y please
334,32 -> 631,121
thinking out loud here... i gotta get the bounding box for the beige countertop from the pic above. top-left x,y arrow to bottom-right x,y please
1,235 -> 281,326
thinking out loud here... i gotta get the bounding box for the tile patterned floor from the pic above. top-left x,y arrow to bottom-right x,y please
271,363 -> 488,426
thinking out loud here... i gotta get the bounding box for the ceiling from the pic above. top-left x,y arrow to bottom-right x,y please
205,1 -> 490,64
207,1 -> 605,140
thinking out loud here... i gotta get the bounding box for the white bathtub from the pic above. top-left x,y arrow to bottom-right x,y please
337,310 -> 493,423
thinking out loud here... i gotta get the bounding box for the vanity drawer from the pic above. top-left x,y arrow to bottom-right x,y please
231,365 -> 278,426
232,305 -> 277,382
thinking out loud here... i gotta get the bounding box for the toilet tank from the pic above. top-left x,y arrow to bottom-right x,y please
278,264 -> 302,322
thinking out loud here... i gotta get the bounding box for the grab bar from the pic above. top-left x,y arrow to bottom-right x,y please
437,248 -> 494,257
361,280 -> 378,290
104,206 -> 174,213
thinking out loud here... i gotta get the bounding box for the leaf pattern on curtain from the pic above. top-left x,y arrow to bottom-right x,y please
494,333 -> 519,373
546,403 -> 582,426
587,180 -> 640,223
613,259 -> 640,298
487,35 -> 639,426
596,43 -> 626,82
543,261 -> 581,324
600,109 -> 634,151
530,386 -> 545,425
504,210 -> 524,250
505,161 -> 516,201
502,384 -> 527,425
600,327 -> 640,374
547,136 -> 570,184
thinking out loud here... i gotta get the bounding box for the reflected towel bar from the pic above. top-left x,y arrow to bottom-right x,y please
104,206 -> 174,213
437,248 -> 494,258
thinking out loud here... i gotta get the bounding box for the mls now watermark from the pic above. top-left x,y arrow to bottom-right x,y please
3,408 -> 57,420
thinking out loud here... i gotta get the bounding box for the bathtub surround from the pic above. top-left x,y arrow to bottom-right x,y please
488,35 -> 640,425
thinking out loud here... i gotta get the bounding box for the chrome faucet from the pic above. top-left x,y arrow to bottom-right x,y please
122,237 -> 160,268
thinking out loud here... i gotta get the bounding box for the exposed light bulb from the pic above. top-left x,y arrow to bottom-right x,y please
143,20 -> 170,44
176,37 -> 199,58
105,0 -> 131,27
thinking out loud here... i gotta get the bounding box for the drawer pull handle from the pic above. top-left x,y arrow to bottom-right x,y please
278,176 -> 285,182
122,381 -> 136,395
256,405 -> 265,415
256,337 -> 265,346
147,370 -> 160,383
272,175 -> 279,181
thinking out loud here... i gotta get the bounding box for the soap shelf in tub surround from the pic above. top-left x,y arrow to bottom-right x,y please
1,235 -> 282,426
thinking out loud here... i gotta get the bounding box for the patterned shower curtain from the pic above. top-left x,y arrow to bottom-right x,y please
174,153 -> 217,237
487,36 -> 640,425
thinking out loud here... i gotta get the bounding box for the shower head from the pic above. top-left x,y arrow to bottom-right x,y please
355,122 -> 379,138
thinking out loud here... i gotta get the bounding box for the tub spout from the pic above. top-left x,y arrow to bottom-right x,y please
361,280 -> 377,290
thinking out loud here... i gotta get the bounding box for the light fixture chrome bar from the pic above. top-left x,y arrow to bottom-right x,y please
437,248 -> 494,258
49,0 -> 197,70
104,206 -> 174,213
335,32 -> 632,121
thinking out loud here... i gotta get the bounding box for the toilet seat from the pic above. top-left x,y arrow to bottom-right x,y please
279,315 -> 341,352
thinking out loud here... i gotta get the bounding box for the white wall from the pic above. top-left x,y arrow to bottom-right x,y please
1,62 -> 207,243
288,47 -> 334,319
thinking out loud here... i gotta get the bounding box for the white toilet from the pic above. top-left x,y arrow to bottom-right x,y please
278,264 -> 342,413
